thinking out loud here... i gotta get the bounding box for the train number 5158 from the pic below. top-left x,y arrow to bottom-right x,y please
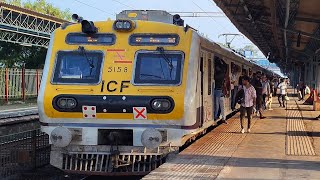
108,66 -> 128,73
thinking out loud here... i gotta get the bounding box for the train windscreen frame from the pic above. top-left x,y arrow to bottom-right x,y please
129,34 -> 179,46
51,51 -> 103,84
133,50 -> 184,85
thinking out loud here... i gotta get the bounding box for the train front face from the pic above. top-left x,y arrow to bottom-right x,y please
37,18 -> 193,175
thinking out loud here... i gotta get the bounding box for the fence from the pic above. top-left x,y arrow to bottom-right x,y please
0,129 -> 50,179
0,68 -> 43,102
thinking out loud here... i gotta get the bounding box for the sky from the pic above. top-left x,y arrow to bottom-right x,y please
35,0 -> 283,75
27,0 -> 263,55
21,0 -> 284,74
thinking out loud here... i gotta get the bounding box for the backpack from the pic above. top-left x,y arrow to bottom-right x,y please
235,86 -> 245,105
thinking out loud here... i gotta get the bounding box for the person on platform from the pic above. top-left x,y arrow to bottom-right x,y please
261,75 -> 271,110
297,82 -> 302,100
265,77 -> 274,110
239,75 -> 256,133
269,77 -> 274,96
299,81 -> 306,100
305,85 -> 311,95
251,72 -> 266,119
273,78 -> 279,97
277,78 -> 287,108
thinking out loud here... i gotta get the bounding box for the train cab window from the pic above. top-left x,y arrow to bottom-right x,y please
52,51 -> 103,84
133,51 -> 184,85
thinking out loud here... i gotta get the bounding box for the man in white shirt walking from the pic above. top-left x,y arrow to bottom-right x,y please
239,76 -> 256,133
277,78 -> 287,108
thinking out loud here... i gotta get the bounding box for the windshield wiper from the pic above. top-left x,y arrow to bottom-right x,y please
78,46 -> 94,75
156,47 -> 173,80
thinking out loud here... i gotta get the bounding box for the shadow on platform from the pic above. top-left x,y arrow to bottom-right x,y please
172,155 -> 320,171
267,116 -> 316,120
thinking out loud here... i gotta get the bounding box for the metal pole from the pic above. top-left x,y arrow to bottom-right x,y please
32,130 -> 37,169
5,68 -> 9,103
21,66 -> 25,101
36,69 -> 39,96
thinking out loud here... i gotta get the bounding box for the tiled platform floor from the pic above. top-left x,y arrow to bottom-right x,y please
143,96 -> 320,180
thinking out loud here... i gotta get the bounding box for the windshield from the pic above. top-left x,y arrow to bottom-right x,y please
133,51 -> 183,85
52,51 -> 103,84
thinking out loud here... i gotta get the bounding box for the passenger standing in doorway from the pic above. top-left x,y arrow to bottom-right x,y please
239,75 -> 256,133
277,78 -> 287,108
231,66 -> 239,110
249,69 -> 253,80
251,72 -> 266,119
238,70 -> 246,87
213,57 -> 227,123
223,67 -> 231,116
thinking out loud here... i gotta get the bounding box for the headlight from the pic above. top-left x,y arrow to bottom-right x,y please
113,19 -> 135,31
151,99 -> 172,111
152,100 -> 162,110
58,98 -> 67,108
57,97 -> 77,109
67,99 -> 77,108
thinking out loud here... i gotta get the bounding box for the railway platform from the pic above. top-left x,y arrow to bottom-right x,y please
0,103 -> 38,135
0,103 -> 37,119
143,95 -> 320,179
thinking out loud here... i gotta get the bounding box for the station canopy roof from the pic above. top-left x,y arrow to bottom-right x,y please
214,0 -> 320,73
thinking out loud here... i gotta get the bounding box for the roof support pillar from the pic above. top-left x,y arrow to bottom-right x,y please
284,0 -> 290,64
268,0 -> 283,59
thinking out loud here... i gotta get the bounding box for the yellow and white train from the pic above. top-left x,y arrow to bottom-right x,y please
38,10 -> 274,175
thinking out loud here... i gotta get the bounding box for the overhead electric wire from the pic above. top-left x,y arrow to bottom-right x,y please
73,0 -> 115,16
196,0 -> 245,47
192,1 -> 229,33
207,0 -> 254,50
111,0 -> 134,9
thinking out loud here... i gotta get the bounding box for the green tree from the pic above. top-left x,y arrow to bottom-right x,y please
3,0 -> 22,6
1,0 -> 72,68
5,0 -> 71,20
236,45 -> 258,57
